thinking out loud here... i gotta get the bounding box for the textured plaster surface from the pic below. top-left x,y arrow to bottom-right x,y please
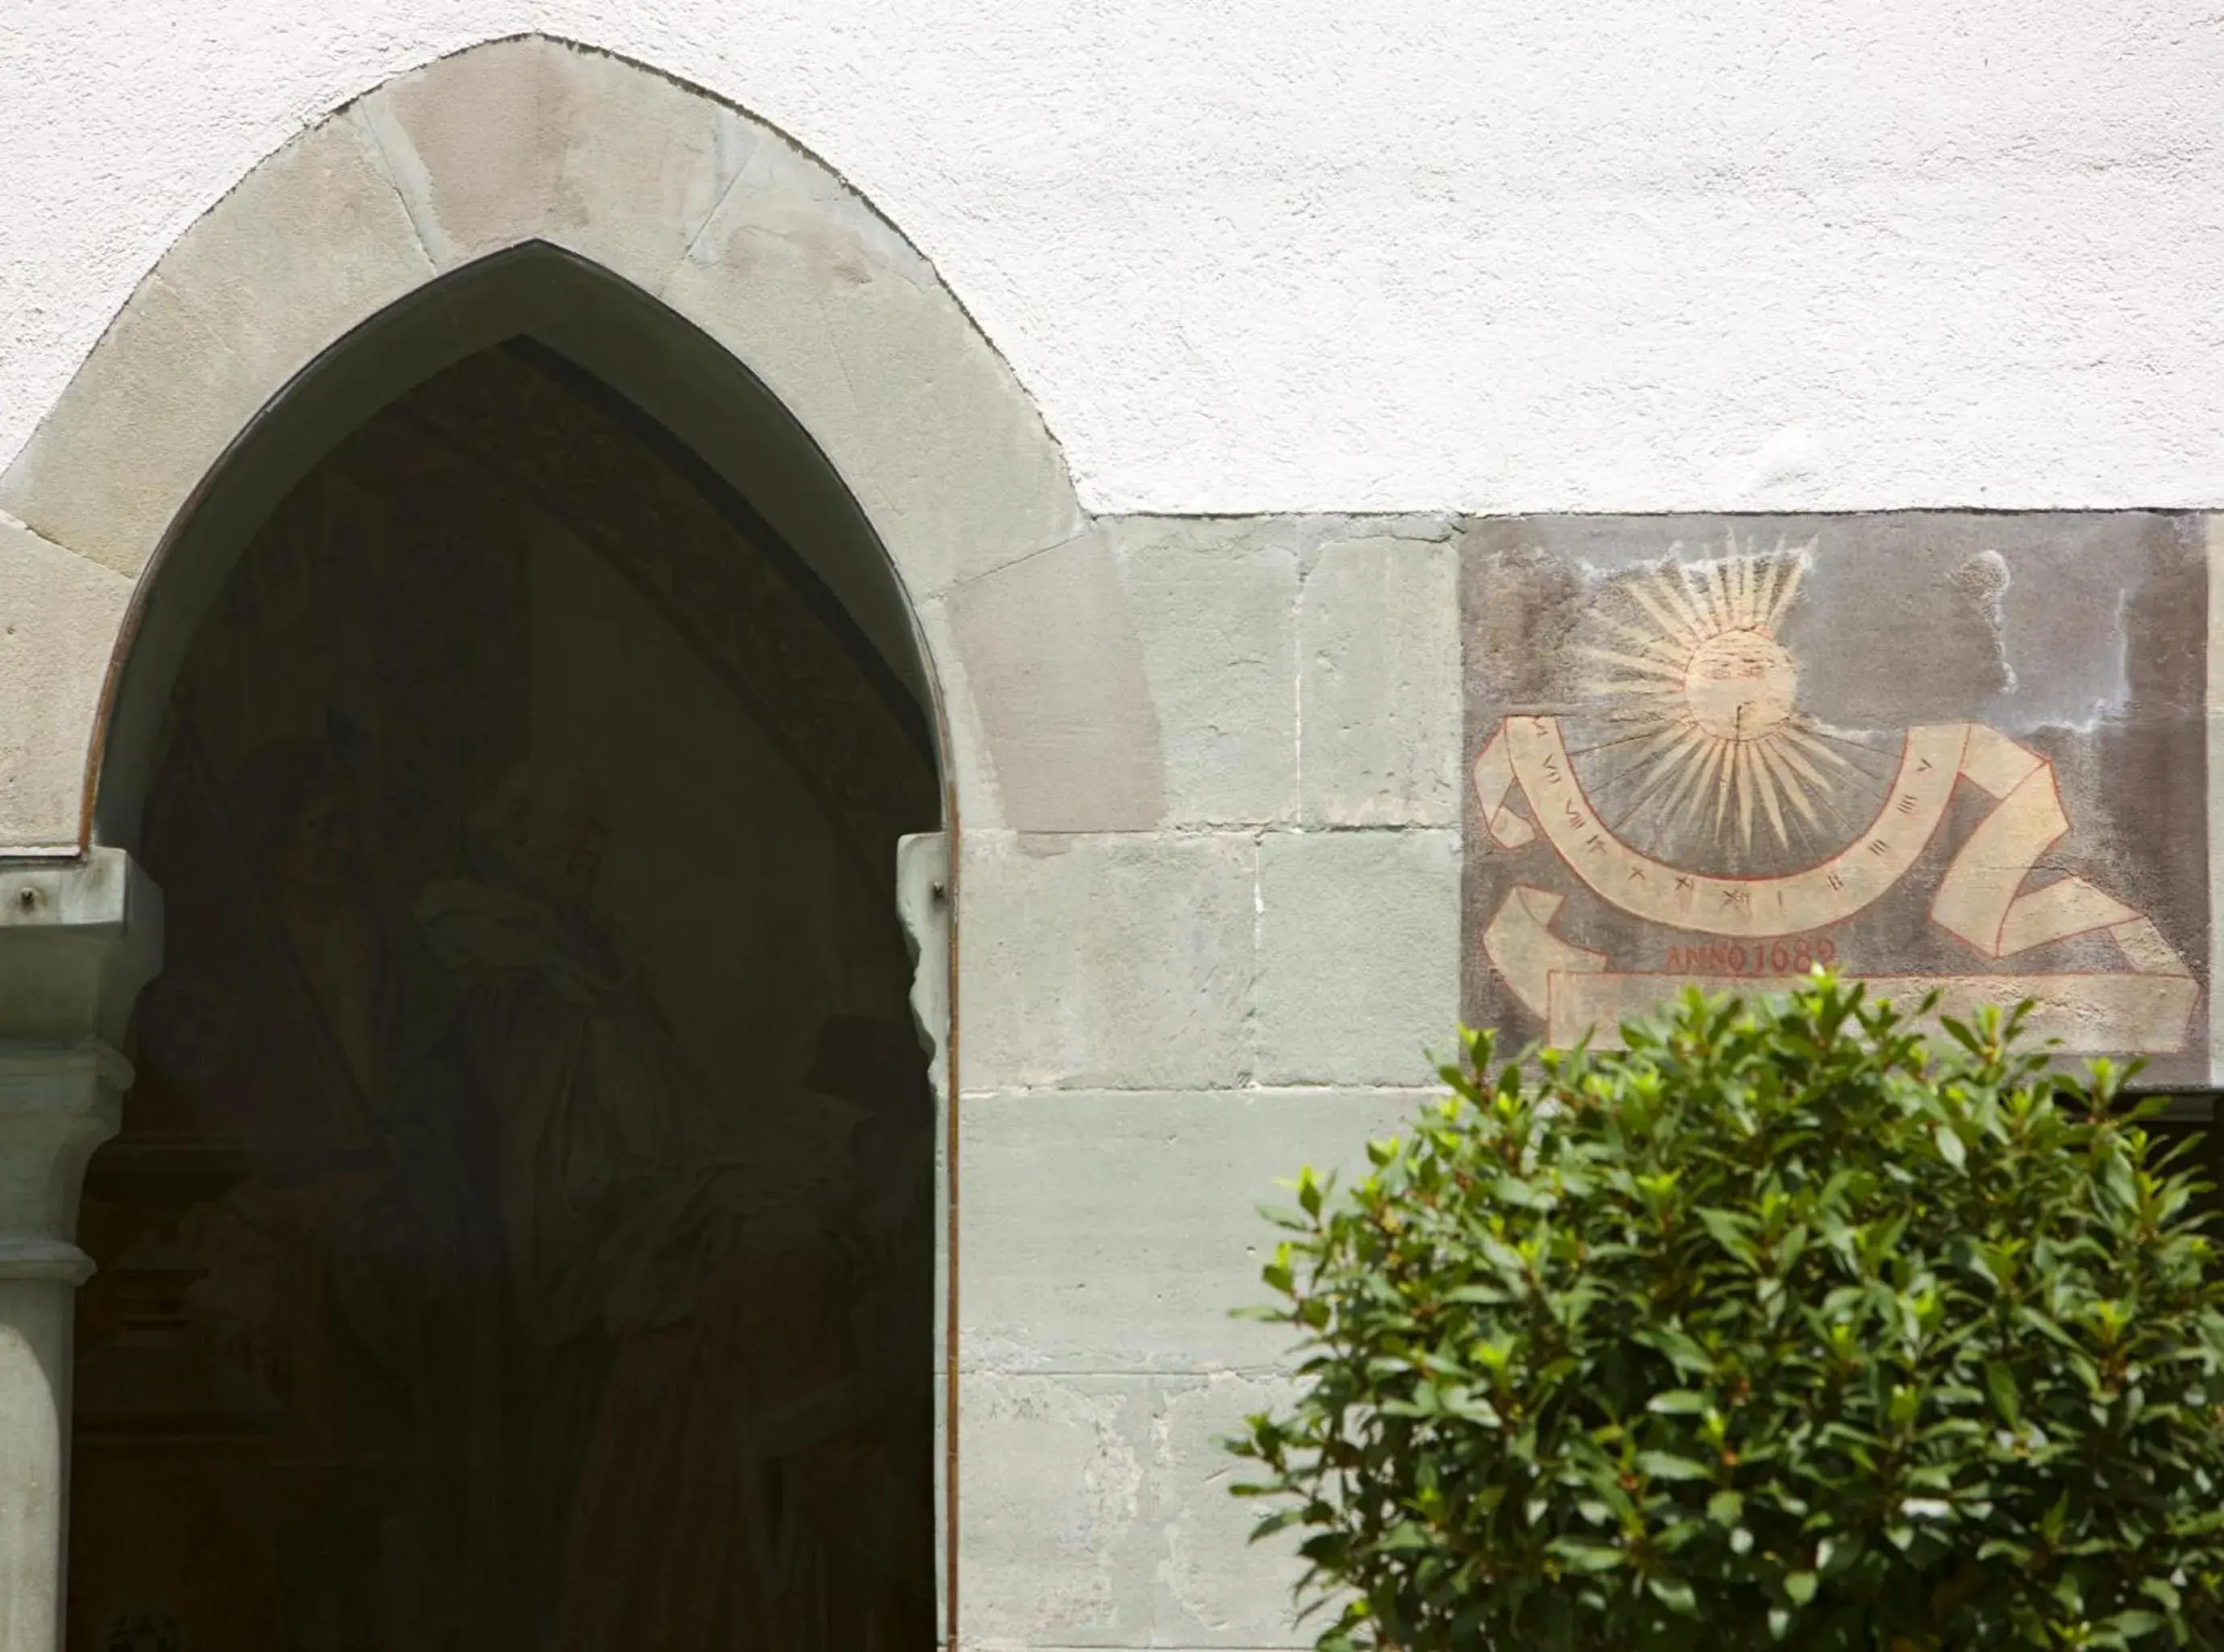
10,4 -> 2224,515
1,109 -> 437,579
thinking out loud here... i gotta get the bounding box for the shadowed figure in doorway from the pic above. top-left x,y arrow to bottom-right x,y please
415,760 -> 936,1649
236,732 -> 523,1647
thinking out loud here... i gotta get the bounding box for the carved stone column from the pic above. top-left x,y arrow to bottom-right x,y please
0,850 -> 160,1652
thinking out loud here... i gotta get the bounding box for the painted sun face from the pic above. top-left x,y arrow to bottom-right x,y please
1577,545 -> 1855,854
1685,628 -> 1797,740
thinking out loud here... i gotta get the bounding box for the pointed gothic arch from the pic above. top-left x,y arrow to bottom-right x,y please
0,32 -> 1091,858
0,34 -> 1126,1650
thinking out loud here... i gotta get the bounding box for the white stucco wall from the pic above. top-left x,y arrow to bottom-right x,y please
4,1 -> 2223,516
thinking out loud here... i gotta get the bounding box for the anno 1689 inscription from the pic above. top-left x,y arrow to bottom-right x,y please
1461,515 -> 2210,1083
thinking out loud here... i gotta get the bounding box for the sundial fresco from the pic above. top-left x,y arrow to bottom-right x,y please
1460,515 -> 2210,1084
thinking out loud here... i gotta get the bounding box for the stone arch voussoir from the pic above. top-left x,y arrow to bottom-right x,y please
0,31 -> 1103,853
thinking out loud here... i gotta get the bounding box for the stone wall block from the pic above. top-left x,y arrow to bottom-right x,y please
2207,516 -> 2224,1088
1151,1373 -> 1314,1647
958,1088 -> 1428,1376
666,125 -> 1083,597
944,529 -> 1165,832
360,37 -> 753,294
2213,704 -> 2224,1092
958,1371 -> 1311,1649
958,833 -> 1256,1092
1298,528 -> 1460,826
0,850 -> 161,1049
916,593 -> 1008,832
960,1372 -> 1158,1646
0,852 -> 159,1652
149,111 -> 436,389
0,519 -> 131,851
0,112 -> 432,578
1104,516 -> 1298,826
0,270 -> 269,583
1256,829 -> 1461,1087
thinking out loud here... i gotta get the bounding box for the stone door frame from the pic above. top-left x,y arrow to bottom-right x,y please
0,35 -> 1095,1648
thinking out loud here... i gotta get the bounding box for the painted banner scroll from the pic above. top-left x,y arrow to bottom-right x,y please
1459,515 -> 2209,1082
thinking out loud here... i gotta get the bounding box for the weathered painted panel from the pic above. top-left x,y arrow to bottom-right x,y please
1461,515 -> 2209,1083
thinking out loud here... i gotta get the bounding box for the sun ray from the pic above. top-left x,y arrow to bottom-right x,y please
1789,718 -> 1904,784
1658,746 -> 1719,842
1607,734 -> 1714,833
1732,742 -> 1757,850
1767,732 -> 1835,794
1581,732 -> 1701,807
1750,733 -> 1822,836
1747,737 -> 1792,849
1765,553 -> 1805,631
1657,731 -> 1721,837
1566,544 -> 1872,867
1770,738 -> 1876,840
1566,720 -> 1701,762
1703,557 -> 1734,633
1657,733 -> 1725,838
1791,715 -> 1896,756
1751,554 -> 1785,636
1583,716 -> 1703,772
1665,557 -> 1725,636
1707,736 -> 1736,838
1798,765 -> 1874,841
1613,721 -> 1711,793
1780,722 -> 1856,774
1599,614 -> 1696,664
1630,570 -> 1709,649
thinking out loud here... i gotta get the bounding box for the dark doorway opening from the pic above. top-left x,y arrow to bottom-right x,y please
70,336 -> 943,1650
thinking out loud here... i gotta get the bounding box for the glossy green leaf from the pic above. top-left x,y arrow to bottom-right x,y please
1224,981 -> 2224,1650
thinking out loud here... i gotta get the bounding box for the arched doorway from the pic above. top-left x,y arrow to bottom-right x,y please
0,38 -> 1108,1648
66,265 -> 945,1647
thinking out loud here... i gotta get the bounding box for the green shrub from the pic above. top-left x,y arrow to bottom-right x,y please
1230,976 -> 2224,1650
